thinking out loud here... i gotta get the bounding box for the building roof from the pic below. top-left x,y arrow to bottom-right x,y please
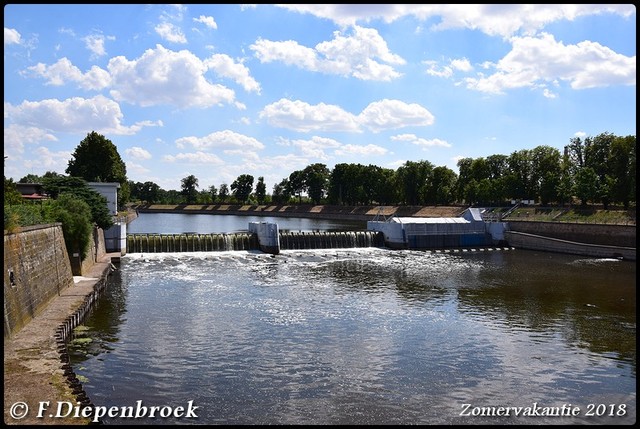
390,217 -> 470,224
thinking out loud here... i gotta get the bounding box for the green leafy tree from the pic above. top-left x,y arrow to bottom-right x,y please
4,177 -> 24,206
303,163 -> 330,204
272,179 -> 291,204
209,185 -> 218,204
573,167 -> 599,206
180,175 -> 199,204
218,183 -> 229,203
42,175 -> 113,229
608,135 -> 636,209
255,177 -> 266,204
231,174 -> 254,203
287,170 -> 306,204
66,131 -> 130,209
50,194 -> 93,260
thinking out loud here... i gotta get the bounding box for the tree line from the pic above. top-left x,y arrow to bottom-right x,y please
129,132 -> 635,209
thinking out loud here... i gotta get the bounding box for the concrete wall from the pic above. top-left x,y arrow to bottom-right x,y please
507,221 -> 636,248
4,224 -> 74,338
78,227 -> 107,276
504,231 -> 636,261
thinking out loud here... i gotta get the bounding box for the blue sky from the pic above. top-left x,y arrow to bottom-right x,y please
4,4 -> 636,192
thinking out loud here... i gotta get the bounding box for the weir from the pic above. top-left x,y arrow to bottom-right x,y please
126,230 -> 385,253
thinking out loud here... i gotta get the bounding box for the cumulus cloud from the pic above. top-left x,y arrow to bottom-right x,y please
125,146 -> 152,160
464,33 -> 636,94
108,44 -> 236,108
3,124 -> 58,154
334,143 -> 388,156
260,99 -> 361,132
260,98 -> 435,133
25,58 -> 111,90
359,99 -> 435,132
175,130 -> 265,151
4,27 -> 21,45
204,53 -> 261,93
5,95 -> 161,135
163,151 -> 225,164
276,4 -> 635,37
251,25 -> 405,81
391,133 -> 452,149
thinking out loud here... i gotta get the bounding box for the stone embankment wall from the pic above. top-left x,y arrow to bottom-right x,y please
4,224 -> 74,338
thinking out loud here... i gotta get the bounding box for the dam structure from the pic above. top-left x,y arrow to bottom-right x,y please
126,208 -> 506,255
367,207 -> 507,250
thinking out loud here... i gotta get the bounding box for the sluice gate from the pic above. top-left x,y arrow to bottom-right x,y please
127,230 -> 385,253
279,231 -> 384,250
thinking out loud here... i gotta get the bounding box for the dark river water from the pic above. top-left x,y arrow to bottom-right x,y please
68,215 -> 636,425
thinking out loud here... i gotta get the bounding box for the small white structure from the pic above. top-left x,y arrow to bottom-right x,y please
88,182 -> 120,215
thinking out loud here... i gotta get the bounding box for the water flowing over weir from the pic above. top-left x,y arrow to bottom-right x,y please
127,233 -> 258,253
279,230 -> 384,250
126,231 -> 385,253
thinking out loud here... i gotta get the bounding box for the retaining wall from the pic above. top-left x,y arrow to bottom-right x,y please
507,221 -> 635,248
4,224 -> 74,338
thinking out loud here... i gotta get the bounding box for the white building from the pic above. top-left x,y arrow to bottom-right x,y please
87,182 -> 120,215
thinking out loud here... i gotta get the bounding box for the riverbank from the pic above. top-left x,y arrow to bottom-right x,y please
3,253 -> 117,425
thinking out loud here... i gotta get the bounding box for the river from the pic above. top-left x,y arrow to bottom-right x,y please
68,214 -> 636,425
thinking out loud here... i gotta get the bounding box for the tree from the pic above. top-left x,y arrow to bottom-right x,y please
573,167 -> 598,206
66,131 -> 129,209
608,135 -> 636,209
272,179 -> 291,204
180,175 -> 199,204
218,183 -> 229,203
255,177 -> 266,204
41,175 -> 113,229
49,193 -> 93,260
209,185 -> 218,204
231,174 -> 254,203
303,163 -> 330,204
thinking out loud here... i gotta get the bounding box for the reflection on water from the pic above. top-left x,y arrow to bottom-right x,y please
70,248 -> 636,425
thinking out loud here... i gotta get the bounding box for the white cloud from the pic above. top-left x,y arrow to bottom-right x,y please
204,53 -> 261,93
334,143 -> 388,156
5,95 -> 160,135
126,146 -> 152,160
391,133 -> 452,148
175,130 -> 265,151
251,25 -> 404,81
155,22 -> 187,44
193,15 -> 217,29
464,33 -> 636,94
163,151 -> 225,164
260,99 -> 361,132
276,4 -> 636,37
23,146 -> 72,174
359,99 -> 435,132
108,44 -> 237,108
83,34 -> 115,58
4,27 -> 21,45
3,124 -> 58,154
25,58 -> 111,90
261,98 -> 435,133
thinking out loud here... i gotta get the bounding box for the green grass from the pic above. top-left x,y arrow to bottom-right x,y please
505,207 -> 635,225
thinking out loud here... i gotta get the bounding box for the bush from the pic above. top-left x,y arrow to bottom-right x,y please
50,194 -> 93,260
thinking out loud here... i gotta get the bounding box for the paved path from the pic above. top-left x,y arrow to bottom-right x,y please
4,254 -> 117,425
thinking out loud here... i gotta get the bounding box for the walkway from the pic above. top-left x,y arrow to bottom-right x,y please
3,253 -> 118,425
